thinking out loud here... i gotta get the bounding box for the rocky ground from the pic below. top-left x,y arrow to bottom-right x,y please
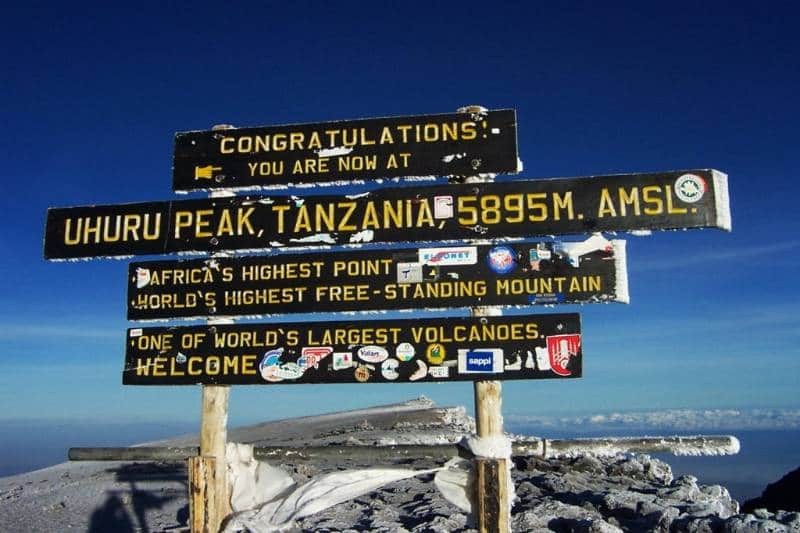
0,398 -> 798,532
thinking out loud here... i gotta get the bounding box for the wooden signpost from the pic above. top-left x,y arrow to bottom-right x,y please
43,106 -> 733,533
127,238 -> 628,320
172,109 -> 519,191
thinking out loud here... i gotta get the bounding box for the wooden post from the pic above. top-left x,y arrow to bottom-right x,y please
191,124 -> 235,533
471,308 -> 511,533
189,456 -> 216,532
458,104 -> 511,533
199,384 -> 230,531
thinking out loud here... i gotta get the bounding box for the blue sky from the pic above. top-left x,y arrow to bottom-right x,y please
1,2 -> 798,426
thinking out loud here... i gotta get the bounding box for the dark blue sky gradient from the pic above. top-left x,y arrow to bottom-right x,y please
1,2 -> 798,424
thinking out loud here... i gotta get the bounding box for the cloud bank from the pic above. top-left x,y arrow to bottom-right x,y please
507,408 -> 800,431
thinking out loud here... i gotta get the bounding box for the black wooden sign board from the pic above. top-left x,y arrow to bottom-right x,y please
44,169 -> 730,260
127,237 -> 628,321
123,313 -> 581,385
172,109 -> 519,191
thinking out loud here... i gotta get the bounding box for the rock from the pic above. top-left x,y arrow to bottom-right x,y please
742,466 -> 800,514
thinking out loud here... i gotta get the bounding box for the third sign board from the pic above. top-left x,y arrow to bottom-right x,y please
128,236 -> 628,320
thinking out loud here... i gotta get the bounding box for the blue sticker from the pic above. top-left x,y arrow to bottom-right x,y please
260,348 -> 284,369
486,245 -> 516,274
466,350 -> 495,372
530,293 -> 565,304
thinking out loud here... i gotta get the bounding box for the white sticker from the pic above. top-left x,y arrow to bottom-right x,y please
674,173 -> 707,203
428,366 -> 449,378
135,268 -> 151,289
333,352 -> 354,370
129,328 -> 143,337
358,345 -> 389,363
396,342 -> 415,362
409,360 -> 428,381
418,246 -> 478,266
381,359 -> 400,380
397,263 -> 423,283
434,196 -> 454,219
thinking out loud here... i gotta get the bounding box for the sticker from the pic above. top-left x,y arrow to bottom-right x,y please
129,328 -> 143,338
397,263 -> 423,283
135,268 -> 151,289
534,347 -> 551,371
357,345 -> 389,363
396,342 -> 415,362
486,246 -> 516,274
354,365 -> 372,382
333,352 -> 354,370
381,359 -> 400,380
505,353 -> 522,371
420,265 -> 439,282
409,359 -> 428,381
530,293 -> 564,304
175,352 -> 187,364
529,245 -> 551,271
274,362 -> 304,380
458,349 -> 504,373
524,351 -> 535,369
553,235 -> 613,267
426,343 -> 446,365
674,174 -> 707,203
546,334 -> 581,376
428,366 -> 449,378
298,346 -> 333,370
418,246 -> 478,266
434,195 -> 454,219
259,348 -> 285,382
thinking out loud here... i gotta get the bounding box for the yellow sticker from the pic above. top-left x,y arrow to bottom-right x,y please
426,343 -> 445,365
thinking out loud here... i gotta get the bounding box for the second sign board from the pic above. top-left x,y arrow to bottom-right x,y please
45,169 -> 730,260
128,235 -> 628,320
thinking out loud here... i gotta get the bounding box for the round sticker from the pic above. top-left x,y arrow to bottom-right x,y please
358,345 -> 389,363
426,343 -> 446,365
381,359 -> 400,380
396,342 -> 416,362
674,174 -> 707,203
354,365 -> 371,382
486,245 -> 516,274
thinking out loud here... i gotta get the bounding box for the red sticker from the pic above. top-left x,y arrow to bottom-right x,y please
546,334 -> 581,376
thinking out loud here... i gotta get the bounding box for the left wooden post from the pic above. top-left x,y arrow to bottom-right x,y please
190,124 -> 234,533
195,385 -> 230,532
189,455 -> 217,532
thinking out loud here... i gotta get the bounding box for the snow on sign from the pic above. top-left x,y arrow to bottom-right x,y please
44,169 -> 730,260
127,236 -> 628,321
172,109 -> 519,191
123,313 -> 581,385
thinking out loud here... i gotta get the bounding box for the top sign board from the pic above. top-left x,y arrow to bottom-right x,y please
172,109 -> 519,191
44,169 -> 730,260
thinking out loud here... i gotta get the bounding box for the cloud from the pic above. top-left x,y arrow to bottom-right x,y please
631,239 -> 800,272
507,408 -> 800,431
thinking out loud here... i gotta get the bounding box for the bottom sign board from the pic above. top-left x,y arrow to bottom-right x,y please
123,314 -> 581,385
